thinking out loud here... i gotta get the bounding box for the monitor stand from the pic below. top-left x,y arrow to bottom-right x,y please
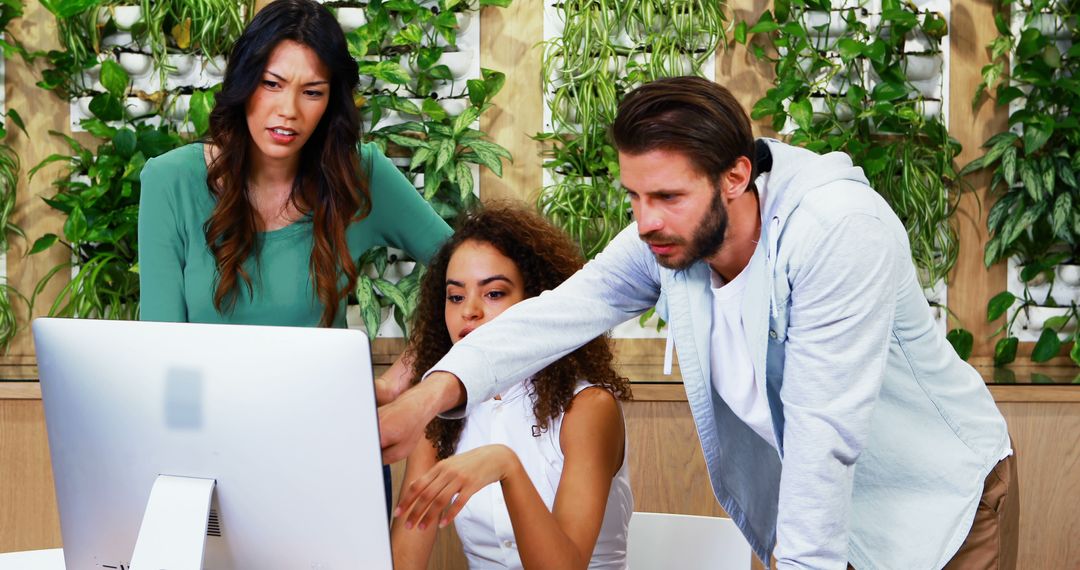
130,475 -> 216,570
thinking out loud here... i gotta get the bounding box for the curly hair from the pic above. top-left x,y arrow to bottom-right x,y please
203,0 -> 367,327
406,203 -> 631,459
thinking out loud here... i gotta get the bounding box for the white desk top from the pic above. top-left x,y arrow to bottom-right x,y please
0,548 -> 65,570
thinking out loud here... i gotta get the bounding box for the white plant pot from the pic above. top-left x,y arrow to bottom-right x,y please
101,32 -> 134,49
168,94 -> 191,121
118,52 -> 153,77
1018,264 -> 1050,287
110,5 -> 143,30
412,173 -> 425,189
1022,305 -> 1077,334
916,99 -> 942,119
337,7 -> 366,33
205,55 -> 227,79
439,50 -> 473,80
810,96 -> 854,122
123,96 -> 152,119
455,10 -> 475,36
76,96 -> 94,118
1030,13 -> 1071,39
166,53 -> 196,77
438,97 -> 468,116
804,11 -> 848,37
902,53 -> 942,82
1057,264 -> 1080,287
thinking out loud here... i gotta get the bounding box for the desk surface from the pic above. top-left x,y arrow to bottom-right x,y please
0,549 -> 64,570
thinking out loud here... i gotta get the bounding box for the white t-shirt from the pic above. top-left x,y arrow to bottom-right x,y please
709,254 -> 778,449
453,380 -> 633,569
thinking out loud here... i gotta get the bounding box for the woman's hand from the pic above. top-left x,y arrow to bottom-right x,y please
394,444 -> 521,531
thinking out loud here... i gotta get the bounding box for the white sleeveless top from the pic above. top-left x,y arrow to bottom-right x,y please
453,380 -> 633,569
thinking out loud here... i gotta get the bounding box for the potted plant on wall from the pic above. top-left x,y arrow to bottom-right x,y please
340,0 -> 514,339
964,0 -> 1079,367
737,0 -> 972,354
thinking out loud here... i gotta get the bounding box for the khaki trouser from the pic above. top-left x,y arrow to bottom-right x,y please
942,451 -> 1020,570
846,451 -> 1020,570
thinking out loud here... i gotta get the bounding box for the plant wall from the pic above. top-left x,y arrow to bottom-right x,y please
965,0 -> 1079,367
28,0 -> 513,340
737,0 -> 966,348
538,0 -> 728,260
0,0 -> 28,350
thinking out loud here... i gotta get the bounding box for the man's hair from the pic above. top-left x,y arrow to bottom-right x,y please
611,76 -> 757,185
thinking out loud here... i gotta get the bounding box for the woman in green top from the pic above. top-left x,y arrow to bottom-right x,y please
139,0 -> 450,328
138,0 -> 451,508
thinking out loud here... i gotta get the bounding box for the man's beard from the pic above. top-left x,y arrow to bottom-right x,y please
641,187 -> 728,270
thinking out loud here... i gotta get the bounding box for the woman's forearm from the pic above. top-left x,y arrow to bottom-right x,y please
500,452 -> 590,570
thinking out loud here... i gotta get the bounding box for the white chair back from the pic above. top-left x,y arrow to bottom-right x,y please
628,512 -> 752,569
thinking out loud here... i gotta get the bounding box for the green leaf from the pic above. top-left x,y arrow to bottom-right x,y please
456,161 -> 473,201
29,234 -> 58,255
993,336 -> 1019,366
435,137 -> 456,172
88,93 -> 123,122
870,81 -> 908,102
1020,160 -> 1042,201
409,146 -> 433,171
789,98 -> 812,131
99,60 -> 130,100
421,98 -> 448,122
734,21 -> 747,44
987,291 -> 1016,321
1031,327 -> 1062,362
837,38 -> 863,61
1052,193 -> 1072,240
64,206 -> 87,242
467,79 -> 488,107
386,133 -> 427,148
1043,315 -> 1071,330
189,90 -> 217,137
373,277 -> 408,310
946,328 -> 974,360
356,275 -> 381,341
1002,145 -> 1017,186
452,107 -> 480,135
1023,120 -> 1052,154
112,129 -> 137,159
1071,336 -> 1080,366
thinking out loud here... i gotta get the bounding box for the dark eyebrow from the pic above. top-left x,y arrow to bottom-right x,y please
445,275 -> 515,288
265,70 -> 329,87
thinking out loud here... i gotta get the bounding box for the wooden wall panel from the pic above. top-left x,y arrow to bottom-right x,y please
5,0 -> 75,358
0,399 -> 60,551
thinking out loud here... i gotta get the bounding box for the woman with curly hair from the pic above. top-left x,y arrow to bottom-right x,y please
391,204 -> 633,570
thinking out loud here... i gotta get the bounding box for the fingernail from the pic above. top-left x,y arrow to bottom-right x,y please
438,519 -> 448,528
405,521 -> 413,530
419,523 -> 426,530
393,507 -> 402,516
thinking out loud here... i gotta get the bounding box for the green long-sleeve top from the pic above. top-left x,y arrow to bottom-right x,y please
138,142 -> 452,328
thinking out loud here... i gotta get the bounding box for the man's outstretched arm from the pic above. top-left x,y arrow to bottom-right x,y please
379,223 -> 662,463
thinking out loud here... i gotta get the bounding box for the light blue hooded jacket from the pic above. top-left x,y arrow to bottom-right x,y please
431,139 -> 1010,569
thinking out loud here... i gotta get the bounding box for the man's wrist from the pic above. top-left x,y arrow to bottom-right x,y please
421,370 -> 466,415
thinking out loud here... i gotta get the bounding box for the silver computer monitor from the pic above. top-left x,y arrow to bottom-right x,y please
33,318 -> 391,569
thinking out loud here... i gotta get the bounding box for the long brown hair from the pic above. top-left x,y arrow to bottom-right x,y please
406,204 -> 631,459
204,0 -> 368,326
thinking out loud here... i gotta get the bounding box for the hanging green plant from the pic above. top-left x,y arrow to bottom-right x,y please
738,0 -> 961,290
964,0 -> 1079,367
28,118 -> 185,320
342,0 -> 515,339
538,0 -> 728,259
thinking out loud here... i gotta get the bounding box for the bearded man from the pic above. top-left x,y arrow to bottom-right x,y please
379,76 -> 1017,570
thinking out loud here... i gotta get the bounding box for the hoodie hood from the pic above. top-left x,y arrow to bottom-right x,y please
757,138 -> 871,226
